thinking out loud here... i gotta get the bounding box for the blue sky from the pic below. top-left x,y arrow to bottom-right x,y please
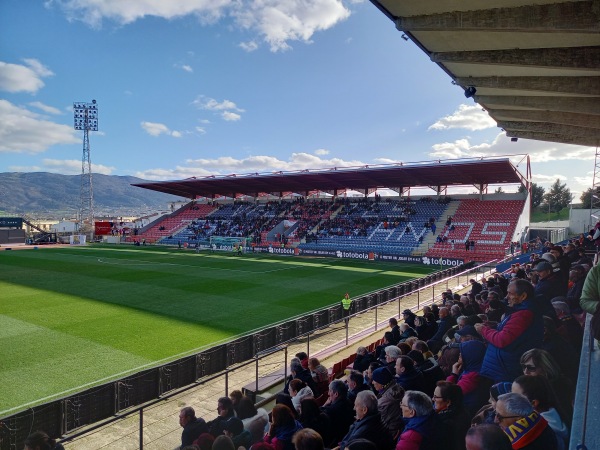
0,0 -> 594,199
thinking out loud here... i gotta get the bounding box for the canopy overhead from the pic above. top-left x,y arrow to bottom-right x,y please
370,0 -> 600,148
133,157 -> 527,199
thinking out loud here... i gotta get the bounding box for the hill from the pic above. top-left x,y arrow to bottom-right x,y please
0,172 -> 184,216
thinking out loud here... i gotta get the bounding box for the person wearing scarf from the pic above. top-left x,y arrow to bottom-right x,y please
494,393 -> 558,449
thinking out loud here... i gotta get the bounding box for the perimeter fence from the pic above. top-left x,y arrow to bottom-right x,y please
0,260 -> 491,450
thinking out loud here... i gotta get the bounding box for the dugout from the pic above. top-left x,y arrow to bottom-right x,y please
0,217 -> 25,245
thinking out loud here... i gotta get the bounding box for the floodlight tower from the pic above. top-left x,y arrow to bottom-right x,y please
73,100 -> 98,234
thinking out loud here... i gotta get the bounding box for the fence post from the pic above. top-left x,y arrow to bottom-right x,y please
307,333 -> 310,358
284,347 -> 288,381
139,407 -> 144,450
417,287 -> 420,309
255,356 -> 259,395
375,304 -> 378,331
345,320 -> 349,346
225,370 -> 229,396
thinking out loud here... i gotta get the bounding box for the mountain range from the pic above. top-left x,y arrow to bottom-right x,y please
0,173 -> 184,216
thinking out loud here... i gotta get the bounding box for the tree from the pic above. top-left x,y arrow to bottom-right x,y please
542,179 -> 572,213
518,183 -> 545,208
580,188 -> 593,208
495,186 -> 504,194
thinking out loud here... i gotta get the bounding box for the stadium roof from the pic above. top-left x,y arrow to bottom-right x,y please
133,157 -> 526,199
370,0 -> 600,148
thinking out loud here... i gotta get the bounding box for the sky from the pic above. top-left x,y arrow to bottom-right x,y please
0,0 -> 595,200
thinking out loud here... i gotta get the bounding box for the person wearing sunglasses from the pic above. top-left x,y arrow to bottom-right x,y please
494,392 -> 558,449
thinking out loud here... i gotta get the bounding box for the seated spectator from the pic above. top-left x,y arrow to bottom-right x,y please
397,390 -> 441,450
299,398 -> 331,446
179,406 -> 208,447
375,332 -> 395,361
476,280 -> 543,383
494,393 -> 558,449
486,298 -> 507,323
427,307 -> 454,354
399,323 -> 418,342
433,381 -> 470,450
411,340 -> 434,360
290,378 -> 315,414
389,317 -> 401,345
353,347 -> 375,373
395,355 -> 426,392
339,391 -> 395,450
288,359 -> 319,396
237,396 -> 269,445
23,431 -> 65,450
273,393 -> 298,419
512,375 -> 569,450
308,357 -> 329,385
401,309 -> 417,329
362,361 -> 381,394
229,390 -> 243,416
472,382 -> 513,426
565,266 -> 586,314
292,428 -> 325,450
296,352 -> 310,370
263,404 -> 303,450
223,417 -> 251,449
347,370 -> 370,406
383,345 -> 403,373
465,424 -> 512,450
371,367 -> 404,438
446,340 -> 490,416
192,433 -> 214,450
397,342 -> 412,355
321,380 -> 355,447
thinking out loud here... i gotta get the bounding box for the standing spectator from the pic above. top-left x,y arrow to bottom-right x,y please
342,293 -> 353,324
580,262 -> 600,342
476,280 -> 543,383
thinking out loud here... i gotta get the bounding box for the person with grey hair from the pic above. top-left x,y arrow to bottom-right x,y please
397,390 -> 441,449
353,346 -> 374,373
321,379 -> 355,447
494,392 -> 558,449
338,391 -> 394,450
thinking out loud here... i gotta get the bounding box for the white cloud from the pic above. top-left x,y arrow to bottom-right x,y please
174,63 -> 193,73
140,121 -> 181,137
52,0 -> 351,52
239,41 -> 259,52
429,104 -> 497,131
222,111 -> 241,121
29,101 -> 62,115
42,158 -> 115,175
0,100 -> 79,153
195,126 -> 207,134
314,149 -> 329,156
193,96 -> 244,112
134,152 -> 367,180
429,132 -> 596,163
0,59 -> 54,93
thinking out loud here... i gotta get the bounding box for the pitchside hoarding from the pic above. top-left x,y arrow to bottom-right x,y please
249,246 -> 464,266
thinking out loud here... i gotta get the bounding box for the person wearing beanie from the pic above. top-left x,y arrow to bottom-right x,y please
472,382 -> 514,426
372,366 -> 404,438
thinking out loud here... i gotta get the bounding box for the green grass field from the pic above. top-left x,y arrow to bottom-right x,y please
0,245 -> 435,415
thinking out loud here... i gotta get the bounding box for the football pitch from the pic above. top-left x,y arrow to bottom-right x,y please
0,245 -> 436,415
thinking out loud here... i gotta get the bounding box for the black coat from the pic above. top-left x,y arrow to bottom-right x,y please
339,412 -> 395,450
321,398 -> 355,447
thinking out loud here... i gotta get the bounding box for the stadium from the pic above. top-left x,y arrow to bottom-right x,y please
2,0 -> 599,449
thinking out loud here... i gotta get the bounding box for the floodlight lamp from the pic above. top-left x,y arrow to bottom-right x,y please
464,86 -> 477,98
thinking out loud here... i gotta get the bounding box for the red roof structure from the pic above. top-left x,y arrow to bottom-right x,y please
133,156 -> 529,200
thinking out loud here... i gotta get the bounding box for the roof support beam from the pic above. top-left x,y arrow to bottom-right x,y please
490,110 -> 600,129
506,130 -> 600,147
498,120 -> 600,138
395,1 -> 599,33
431,47 -> 600,70
455,76 -> 600,95
475,95 -> 600,115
